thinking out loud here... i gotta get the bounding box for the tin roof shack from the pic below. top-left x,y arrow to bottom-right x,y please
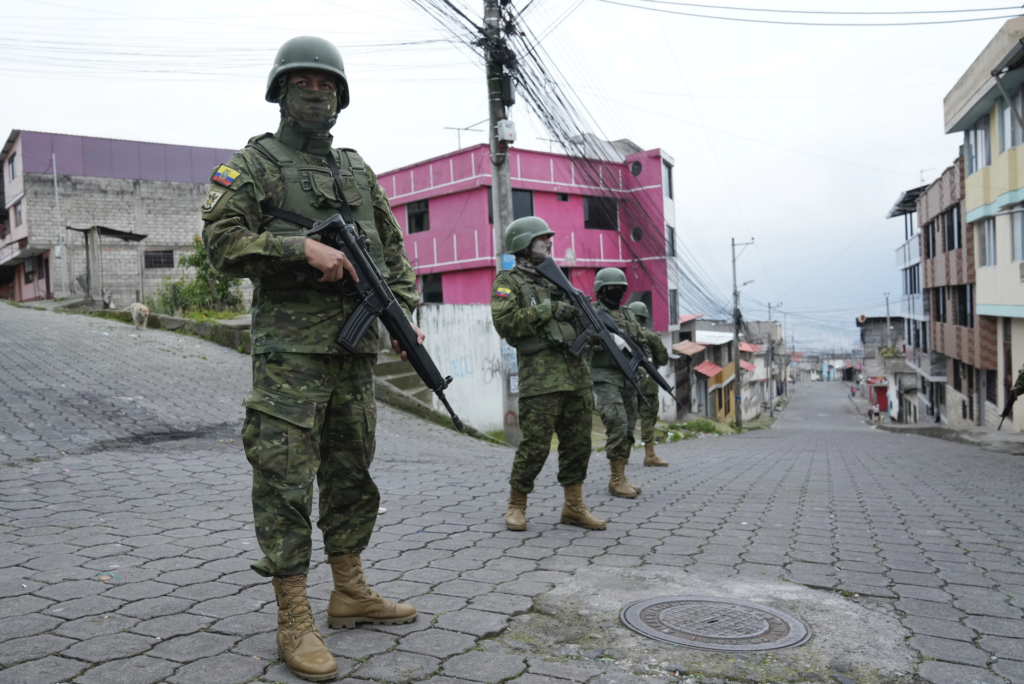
0,130 -> 235,304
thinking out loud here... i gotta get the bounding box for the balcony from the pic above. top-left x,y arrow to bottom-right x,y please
895,233 -> 921,269
905,346 -> 947,380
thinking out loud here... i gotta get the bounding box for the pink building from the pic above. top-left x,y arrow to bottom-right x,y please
378,138 -> 680,331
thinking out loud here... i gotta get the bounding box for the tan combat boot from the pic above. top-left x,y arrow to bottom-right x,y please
608,460 -> 638,498
644,443 -> 668,467
272,575 -> 338,682
506,487 -> 527,531
560,483 -> 606,530
327,553 -> 417,629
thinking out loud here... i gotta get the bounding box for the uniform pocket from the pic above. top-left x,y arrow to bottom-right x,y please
242,385 -> 319,488
304,169 -> 364,209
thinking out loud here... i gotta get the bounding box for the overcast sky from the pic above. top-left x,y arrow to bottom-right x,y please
0,0 -> 1011,351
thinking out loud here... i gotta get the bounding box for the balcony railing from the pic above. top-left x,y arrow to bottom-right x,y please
895,233 -> 921,268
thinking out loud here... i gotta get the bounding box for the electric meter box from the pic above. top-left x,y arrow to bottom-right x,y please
497,120 -> 516,143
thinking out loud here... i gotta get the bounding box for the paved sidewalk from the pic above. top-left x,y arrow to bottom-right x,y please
2,305 -> 1024,684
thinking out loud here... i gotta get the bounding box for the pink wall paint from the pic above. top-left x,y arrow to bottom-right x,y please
379,143 -> 676,330
440,267 -> 494,305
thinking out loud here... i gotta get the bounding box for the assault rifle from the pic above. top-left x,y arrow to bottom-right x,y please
307,214 -> 464,431
998,389 -> 1017,431
595,309 -> 683,408
533,257 -> 647,403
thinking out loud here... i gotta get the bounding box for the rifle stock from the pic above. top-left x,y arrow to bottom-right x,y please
998,390 -> 1017,431
307,214 -> 465,431
533,258 -> 648,404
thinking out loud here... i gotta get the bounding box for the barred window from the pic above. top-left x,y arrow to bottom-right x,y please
145,250 -> 174,268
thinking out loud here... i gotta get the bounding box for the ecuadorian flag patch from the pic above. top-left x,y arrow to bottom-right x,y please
495,287 -> 512,298
212,165 -> 240,187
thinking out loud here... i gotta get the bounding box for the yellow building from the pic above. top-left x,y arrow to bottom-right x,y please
944,18 -> 1024,429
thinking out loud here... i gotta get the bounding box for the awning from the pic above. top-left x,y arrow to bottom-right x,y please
740,360 -> 756,372
67,225 -> 148,242
739,342 -> 761,353
678,313 -> 704,325
694,361 -> 722,377
672,340 -> 706,356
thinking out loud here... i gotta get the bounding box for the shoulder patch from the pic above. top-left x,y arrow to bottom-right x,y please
495,287 -> 512,298
212,165 -> 241,187
201,189 -> 225,213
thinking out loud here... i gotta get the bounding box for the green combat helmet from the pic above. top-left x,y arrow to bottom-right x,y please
266,36 -> 351,110
505,216 -> 555,253
628,301 -> 649,323
594,267 -> 628,293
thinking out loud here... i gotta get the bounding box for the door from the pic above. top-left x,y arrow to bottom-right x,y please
43,257 -> 51,300
877,386 -> 888,413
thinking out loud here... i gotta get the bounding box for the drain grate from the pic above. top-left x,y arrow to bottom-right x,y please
620,596 -> 811,651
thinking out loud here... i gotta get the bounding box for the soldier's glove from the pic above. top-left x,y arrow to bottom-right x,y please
533,301 -> 553,322
552,301 -> 581,321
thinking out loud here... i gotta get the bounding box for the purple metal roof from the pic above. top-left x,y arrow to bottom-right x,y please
16,131 -> 236,184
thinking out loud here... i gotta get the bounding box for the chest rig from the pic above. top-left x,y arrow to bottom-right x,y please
508,269 -> 579,356
247,134 -> 388,289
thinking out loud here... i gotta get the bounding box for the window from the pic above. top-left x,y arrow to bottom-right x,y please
583,195 -> 618,230
966,114 -> 991,175
1014,212 -> 1024,262
24,255 -> 35,283
407,200 -> 430,234
1000,91 -> 1024,153
144,250 -> 174,268
13,201 -> 22,227
662,160 -> 674,199
666,224 -> 676,257
7,152 -> 15,182
903,264 -> 919,295
987,369 -> 998,404
669,288 -> 678,322
924,221 -> 935,258
557,193 -> 569,202
979,218 -> 997,266
945,207 -> 961,251
956,285 -> 970,328
421,273 -> 443,303
487,188 -> 534,224
936,287 -> 947,323
953,359 -> 962,392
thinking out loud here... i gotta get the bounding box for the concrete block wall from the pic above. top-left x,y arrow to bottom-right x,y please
24,172 -> 252,306
945,382 -> 980,429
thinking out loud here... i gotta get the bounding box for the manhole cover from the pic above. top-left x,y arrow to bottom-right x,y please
620,596 -> 811,651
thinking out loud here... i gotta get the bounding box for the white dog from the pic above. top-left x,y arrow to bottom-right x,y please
124,302 -> 150,330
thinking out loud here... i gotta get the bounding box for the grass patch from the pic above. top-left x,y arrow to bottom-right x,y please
181,310 -> 242,321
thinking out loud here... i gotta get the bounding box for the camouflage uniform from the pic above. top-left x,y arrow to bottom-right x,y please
636,329 -> 669,443
202,123 -> 417,578
491,268 -> 593,493
1014,363 -> 1024,396
589,302 -> 644,462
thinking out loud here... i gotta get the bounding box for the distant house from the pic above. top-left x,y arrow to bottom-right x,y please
0,130 -> 234,304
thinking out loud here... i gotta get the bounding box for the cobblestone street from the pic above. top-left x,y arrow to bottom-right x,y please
2,303 -> 1024,684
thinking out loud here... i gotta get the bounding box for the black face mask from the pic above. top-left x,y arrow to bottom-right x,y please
598,287 -> 625,308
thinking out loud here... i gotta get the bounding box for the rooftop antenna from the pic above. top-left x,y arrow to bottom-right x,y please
444,118 -> 487,149
919,168 -> 935,185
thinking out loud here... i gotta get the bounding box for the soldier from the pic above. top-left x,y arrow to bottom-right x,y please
590,268 -> 646,498
202,36 -> 419,681
491,217 -> 606,532
627,301 -> 670,467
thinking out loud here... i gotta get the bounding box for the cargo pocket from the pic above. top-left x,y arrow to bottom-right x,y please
242,385 -> 320,488
306,169 -> 364,210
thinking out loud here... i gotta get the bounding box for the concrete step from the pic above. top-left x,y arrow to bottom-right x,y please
375,357 -> 414,379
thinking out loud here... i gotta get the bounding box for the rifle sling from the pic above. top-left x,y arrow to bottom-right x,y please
260,151 -> 357,230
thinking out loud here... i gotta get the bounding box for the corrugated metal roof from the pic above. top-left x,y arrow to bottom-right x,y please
672,340 -> 706,356
740,360 -> 757,372
694,360 -> 723,377
678,314 -> 704,325
695,330 -> 734,346
738,342 -> 761,353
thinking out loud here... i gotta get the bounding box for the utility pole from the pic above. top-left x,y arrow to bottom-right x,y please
884,292 -> 891,349
732,237 -> 754,428
768,302 -> 781,418
484,0 -> 519,444
52,153 -> 67,298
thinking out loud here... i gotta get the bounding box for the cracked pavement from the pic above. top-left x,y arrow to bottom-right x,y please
1,302 -> 1024,684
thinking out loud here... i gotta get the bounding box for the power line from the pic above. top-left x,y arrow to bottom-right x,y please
626,1 -> 1024,16
598,0 -> 1022,26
